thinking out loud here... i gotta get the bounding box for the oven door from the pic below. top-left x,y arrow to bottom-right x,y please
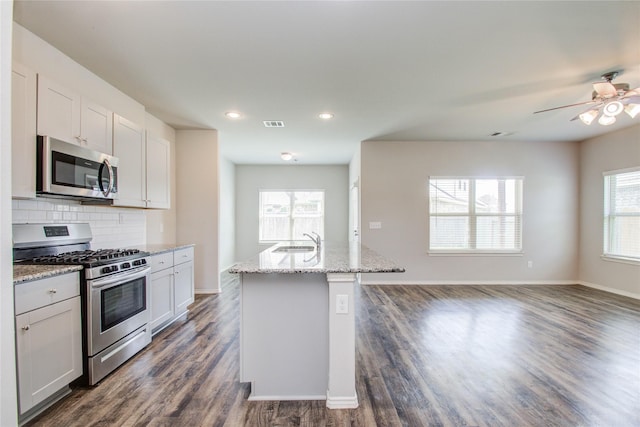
87,266 -> 151,356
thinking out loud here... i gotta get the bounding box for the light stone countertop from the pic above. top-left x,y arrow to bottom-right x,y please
228,242 -> 405,274
13,264 -> 83,285
132,243 -> 195,256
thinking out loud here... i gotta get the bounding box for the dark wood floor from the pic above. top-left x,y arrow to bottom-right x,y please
27,277 -> 640,426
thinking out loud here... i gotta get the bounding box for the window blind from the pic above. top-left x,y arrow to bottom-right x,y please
429,177 -> 523,253
603,168 -> 640,261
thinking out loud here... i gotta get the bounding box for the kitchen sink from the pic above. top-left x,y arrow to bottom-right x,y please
273,245 -> 316,253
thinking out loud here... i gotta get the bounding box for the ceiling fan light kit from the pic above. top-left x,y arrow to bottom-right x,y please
579,109 -> 599,125
598,114 -> 617,126
534,71 -> 640,127
625,103 -> 640,119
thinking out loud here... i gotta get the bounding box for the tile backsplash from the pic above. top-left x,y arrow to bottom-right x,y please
12,198 -> 146,249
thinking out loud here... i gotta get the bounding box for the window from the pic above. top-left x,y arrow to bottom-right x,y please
603,168 -> 640,262
429,177 -> 523,253
259,190 -> 324,242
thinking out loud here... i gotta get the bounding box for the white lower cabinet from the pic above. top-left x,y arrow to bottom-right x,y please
150,262 -> 174,331
174,248 -> 195,316
14,273 -> 82,415
149,247 -> 195,334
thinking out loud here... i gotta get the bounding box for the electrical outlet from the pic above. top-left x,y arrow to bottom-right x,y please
528,261 -> 533,268
369,221 -> 382,229
336,294 -> 349,314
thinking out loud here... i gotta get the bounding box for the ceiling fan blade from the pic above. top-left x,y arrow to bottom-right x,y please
593,81 -> 618,98
620,94 -> 640,103
620,87 -> 640,99
533,100 -> 598,114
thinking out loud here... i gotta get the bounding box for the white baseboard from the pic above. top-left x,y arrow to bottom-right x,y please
325,393 -> 359,409
247,394 -> 326,401
359,280 -> 578,286
358,279 -> 640,299
578,281 -> 640,300
195,288 -> 221,295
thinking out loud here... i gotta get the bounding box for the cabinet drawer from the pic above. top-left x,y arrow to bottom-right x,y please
150,252 -> 174,273
174,247 -> 194,265
15,273 -> 80,315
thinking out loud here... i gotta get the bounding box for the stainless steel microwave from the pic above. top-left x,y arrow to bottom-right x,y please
37,135 -> 119,202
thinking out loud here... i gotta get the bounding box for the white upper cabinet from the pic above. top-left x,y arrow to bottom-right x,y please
36,75 -> 80,143
146,134 -> 171,209
12,63 -> 37,199
80,100 -> 113,154
113,114 -> 146,208
37,75 -> 113,154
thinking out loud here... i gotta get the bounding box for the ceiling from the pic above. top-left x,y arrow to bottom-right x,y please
13,1 -> 640,165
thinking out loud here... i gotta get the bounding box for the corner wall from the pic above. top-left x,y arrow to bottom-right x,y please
360,140 -> 580,284
579,124 -> 640,298
1,2 -> 18,425
176,130 -> 220,293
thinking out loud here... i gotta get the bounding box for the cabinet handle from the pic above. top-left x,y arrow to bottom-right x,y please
22,325 -> 30,331
159,261 -> 165,265
48,288 -> 57,294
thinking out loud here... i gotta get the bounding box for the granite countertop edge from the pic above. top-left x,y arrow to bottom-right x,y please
134,243 -> 195,256
227,242 -> 405,274
14,265 -> 83,285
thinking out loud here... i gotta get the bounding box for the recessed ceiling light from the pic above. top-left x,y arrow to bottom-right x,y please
318,112 -> 334,119
281,152 -> 293,161
225,111 -> 241,119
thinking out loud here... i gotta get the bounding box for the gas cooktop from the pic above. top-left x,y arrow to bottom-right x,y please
29,248 -> 147,266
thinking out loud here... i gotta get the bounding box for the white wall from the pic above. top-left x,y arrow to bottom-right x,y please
12,23 -> 146,125
360,140 -> 580,284
235,165 -> 349,261
145,113 -> 177,245
219,157 -> 236,271
176,130 -> 220,293
1,3 -> 18,425
579,125 -> 640,298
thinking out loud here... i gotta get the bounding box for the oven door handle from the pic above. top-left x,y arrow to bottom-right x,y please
90,266 -> 151,289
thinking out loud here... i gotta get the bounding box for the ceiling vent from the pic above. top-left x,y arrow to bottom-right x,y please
263,120 -> 285,128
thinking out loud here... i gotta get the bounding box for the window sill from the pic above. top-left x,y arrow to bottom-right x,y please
601,255 -> 640,266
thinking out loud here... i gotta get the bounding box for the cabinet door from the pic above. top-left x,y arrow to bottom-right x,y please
15,296 -> 82,414
146,134 -> 171,209
112,114 -> 146,207
150,268 -> 174,332
36,75 -> 81,143
12,63 -> 37,199
81,98 -> 113,154
174,261 -> 194,316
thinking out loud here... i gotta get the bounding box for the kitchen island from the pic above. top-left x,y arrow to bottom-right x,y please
228,242 -> 404,409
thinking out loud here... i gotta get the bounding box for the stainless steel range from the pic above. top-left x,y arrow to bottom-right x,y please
13,223 -> 152,385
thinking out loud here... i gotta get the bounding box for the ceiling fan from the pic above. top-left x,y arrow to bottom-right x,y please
534,71 -> 640,126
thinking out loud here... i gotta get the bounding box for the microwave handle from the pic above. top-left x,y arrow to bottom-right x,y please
98,159 -> 115,197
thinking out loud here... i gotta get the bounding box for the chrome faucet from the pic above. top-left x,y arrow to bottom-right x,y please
303,232 -> 322,251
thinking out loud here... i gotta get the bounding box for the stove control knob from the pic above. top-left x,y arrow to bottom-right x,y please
101,265 -> 118,274
141,259 -> 147,265
121,262 -> 131,269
